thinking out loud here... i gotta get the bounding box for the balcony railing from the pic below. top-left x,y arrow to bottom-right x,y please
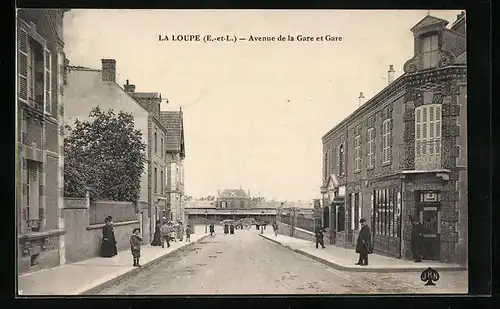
400,140 -> 442,171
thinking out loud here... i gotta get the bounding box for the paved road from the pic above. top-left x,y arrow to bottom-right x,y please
96,228 -> 467,295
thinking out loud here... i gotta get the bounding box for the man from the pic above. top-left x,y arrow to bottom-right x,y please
315,224 -> 326,249
272,221 -> 278,236
159,221 -> 171,248
209,222 -> 215,236
411,217 -> 426,262
355,218 -> 372,266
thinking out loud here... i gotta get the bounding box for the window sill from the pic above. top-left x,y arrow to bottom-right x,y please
366,166 -> 375,171
381,161 -> 391,167
354,169 -> 361,174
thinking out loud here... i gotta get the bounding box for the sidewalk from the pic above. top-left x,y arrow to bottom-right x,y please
260,229 -> 466,273
18,225 -> 209,295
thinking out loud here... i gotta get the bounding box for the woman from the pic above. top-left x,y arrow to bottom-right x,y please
100,217 -> 118,257
151,220 -> 162,246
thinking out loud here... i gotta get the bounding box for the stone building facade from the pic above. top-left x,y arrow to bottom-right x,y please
320,13 -> 467,264
216,189 -> 252,209
16,9 -> 69,274
125,83 -> 168,242
160,110 -> 186,222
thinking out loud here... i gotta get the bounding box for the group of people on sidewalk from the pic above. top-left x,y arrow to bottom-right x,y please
274,216 -> 428,266
99,216 -> 195,268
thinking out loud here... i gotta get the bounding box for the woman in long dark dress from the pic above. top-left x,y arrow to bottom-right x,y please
151,220 -> 162,246
100,217 -> 118,257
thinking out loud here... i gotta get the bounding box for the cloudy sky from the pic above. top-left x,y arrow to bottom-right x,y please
63,9 -> 463,201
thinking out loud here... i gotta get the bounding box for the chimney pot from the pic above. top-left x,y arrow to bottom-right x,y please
358,92 -> 365,107
123,80 -> 136,92
388,64 -> 395,84
101,59 -> 116,83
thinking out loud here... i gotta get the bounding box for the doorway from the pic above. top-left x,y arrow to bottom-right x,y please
416,191 -> 441,261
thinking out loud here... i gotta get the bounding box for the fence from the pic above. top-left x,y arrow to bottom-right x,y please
296,215 -> 315,232
89,200 -> 138,225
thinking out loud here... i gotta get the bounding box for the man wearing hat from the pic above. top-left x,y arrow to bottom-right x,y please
355,218 -> 372,266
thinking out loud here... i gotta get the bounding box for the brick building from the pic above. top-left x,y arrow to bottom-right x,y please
16,9 -> 69,274
216,189 -> 252,209
159,110 -> 186,222
320,13 -> 467,264
64,60 -> 168,244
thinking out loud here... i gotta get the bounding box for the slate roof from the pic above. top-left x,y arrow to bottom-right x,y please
218,189 -> 249,199
160,110 -> 184,155
410,15 -> 449,32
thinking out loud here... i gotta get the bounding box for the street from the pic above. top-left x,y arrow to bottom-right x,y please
96,228 -> 467,295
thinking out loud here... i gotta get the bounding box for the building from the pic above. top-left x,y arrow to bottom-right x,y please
125,82 -> 169,240
320,13 -> 467,264
16,9 -> 69,274
215,189 -> 251,209
159,110 -> 186,222
63,59 -> 167,244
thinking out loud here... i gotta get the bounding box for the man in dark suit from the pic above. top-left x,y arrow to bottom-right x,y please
315,224 -> 326,249
355,218 -> 372,266
411,217 -> 427,262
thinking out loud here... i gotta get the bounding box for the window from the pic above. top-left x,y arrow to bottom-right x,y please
160,137 -> 164,158
324,152 -> 328,179
154,167 -> 157,193
382,119 -> 391,164
415,104 -> 442,169
26,161 -> 40,222
351,193 -> 360,230
338,144 -> 345,176
373,189 -> 400,238
17,19 -> 52,114
367,128 -> 375,168
160,170 -> 164,195
354,135 -> 361,172
154,132 -> 158,154
422,34 -> 439,69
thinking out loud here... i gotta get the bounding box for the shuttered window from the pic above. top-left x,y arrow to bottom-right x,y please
415,104 -> 442,169
354,135 -> 361,171
367,128 -> 375,168
44,48 -> 52,114
18,25 -> 29,102
382,119 -> 391,163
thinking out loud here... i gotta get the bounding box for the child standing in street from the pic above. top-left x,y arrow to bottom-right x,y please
130,228 -> 142,267
185,225 -> 192,242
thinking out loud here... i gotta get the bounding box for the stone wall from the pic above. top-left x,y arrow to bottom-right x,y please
277,222 -> 328,245
62,196 -> 139,264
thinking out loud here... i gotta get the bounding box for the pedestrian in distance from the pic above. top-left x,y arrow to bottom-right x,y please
229,223 -> 235,235
273,221 -> 278,236
209,222 -> 215,236
315,224 -> 326,249
185,224 -> 192,242
159,221 -> 171,248
410,216 -> 426,262
130,228 -> 142,267
100,217 -> 118,257
355,218 -> 373,266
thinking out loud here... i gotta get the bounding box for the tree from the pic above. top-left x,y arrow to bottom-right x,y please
64,107 -> 147,202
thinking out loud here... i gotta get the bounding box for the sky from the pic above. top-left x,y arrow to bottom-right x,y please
63,9 -> 464,201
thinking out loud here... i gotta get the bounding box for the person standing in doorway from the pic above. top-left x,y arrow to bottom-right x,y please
130,228 -> 142,267
160,221 -> 170,248
315,224 -> 326,249
411,217 -> 426,262
355,218 -> 372,266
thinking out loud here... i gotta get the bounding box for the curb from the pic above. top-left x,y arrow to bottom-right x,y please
78,234 -> 211,295
259,234 -> 466,273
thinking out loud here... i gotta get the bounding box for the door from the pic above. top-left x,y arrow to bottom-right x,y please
419,206 -> 441,260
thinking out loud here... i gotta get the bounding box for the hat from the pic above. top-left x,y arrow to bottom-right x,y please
359,218 -> 367,223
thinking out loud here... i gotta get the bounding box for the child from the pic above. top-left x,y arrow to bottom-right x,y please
130,228 -> 142,267
185,225 -> 192,242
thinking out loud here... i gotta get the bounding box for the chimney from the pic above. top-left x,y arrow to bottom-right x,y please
388,65 -> 395,84
101,59 -> 116,82
123,79 -> 136,92
358,92 -> 365,107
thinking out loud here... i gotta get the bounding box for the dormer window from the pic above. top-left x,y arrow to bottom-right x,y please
422,34 -> 439,69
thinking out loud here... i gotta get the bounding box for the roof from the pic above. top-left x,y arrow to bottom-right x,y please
160,111 -> 184,154
66,65 -> 101,72
218,189 -> 249,199
128,92 -> 161,99
410,15 -> 449,32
